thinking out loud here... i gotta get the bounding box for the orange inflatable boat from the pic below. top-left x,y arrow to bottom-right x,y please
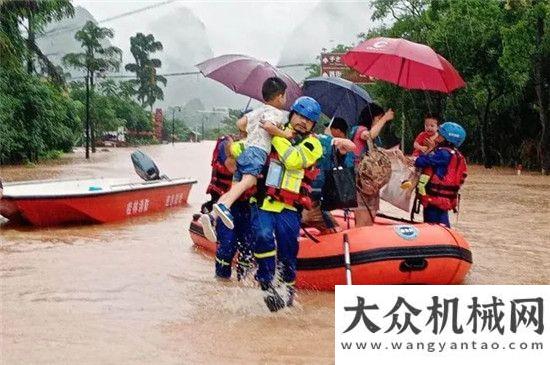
189,211 -> 472,290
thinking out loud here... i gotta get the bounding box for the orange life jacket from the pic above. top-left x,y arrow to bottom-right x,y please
206,136 -> 234,197
420,147 -> 467,211
206,136 -> 256,202
263,151 -> 320,210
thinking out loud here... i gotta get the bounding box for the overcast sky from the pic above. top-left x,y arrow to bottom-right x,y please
72,0 -> 326,65
68,1 -> 376,109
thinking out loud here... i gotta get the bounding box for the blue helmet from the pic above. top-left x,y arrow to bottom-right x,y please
439,122 -> 466,147
291,96 -> 321,123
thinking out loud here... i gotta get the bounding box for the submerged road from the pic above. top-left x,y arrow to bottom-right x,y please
1,142 -> 549,363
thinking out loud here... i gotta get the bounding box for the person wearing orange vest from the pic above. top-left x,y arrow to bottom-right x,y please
414,122 -> 467,228
250,96 -> 323,312
201,135 -> 237,214
201,135 -> 253,280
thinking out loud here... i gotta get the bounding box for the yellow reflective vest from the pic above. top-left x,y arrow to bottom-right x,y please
230,132 -> 323,212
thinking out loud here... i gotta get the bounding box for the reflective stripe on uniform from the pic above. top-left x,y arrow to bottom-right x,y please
281,148 -> 294,164
237,260 -> 253,267
280,169 -> 303,193
280,146 -> 308,169
298,149 -> 308,168
284,281 -> 296,287
254,250 -> 276,259
216,257 -> 231,266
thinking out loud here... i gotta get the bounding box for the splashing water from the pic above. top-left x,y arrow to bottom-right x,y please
1,143 -> 548,363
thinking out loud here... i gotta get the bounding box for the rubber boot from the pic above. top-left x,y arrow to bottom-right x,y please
261,282 -> 285,312
286,284 -> 296,307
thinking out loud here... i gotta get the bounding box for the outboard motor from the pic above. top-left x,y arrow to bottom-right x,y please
131,150 -> 161,181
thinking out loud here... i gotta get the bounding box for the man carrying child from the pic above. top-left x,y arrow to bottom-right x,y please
200,77 -> 293,241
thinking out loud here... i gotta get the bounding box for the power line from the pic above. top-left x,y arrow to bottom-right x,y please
277,63 -> 313,69
37,2 -> 316,78
38,0 -> 176,39
68,63 -> 315,81
68,71 -> 198,80
38,2 -> 318,70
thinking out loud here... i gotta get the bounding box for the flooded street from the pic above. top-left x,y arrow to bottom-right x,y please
1,142 -> 549,364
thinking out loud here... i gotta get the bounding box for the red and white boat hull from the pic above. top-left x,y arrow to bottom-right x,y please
0,178 -> 196,227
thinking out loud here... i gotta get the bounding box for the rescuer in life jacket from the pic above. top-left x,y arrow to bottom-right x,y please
201,133 -> 254,281
201,135 -> 237,215
413,121 -> 468,228
250,96 -> 323,312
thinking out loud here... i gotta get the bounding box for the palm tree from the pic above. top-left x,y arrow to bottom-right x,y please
63,21 -> 122,156
125,33 -> 167,113
0,0 -> 74,84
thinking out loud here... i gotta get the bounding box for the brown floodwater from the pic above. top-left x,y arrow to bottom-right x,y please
1,143 -> 549,364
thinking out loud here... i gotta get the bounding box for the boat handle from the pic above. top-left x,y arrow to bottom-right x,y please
399,258 -> 428,272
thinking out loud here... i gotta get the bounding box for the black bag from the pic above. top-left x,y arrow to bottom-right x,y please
321,147 -> 358,211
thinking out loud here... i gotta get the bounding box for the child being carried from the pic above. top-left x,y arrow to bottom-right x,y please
200,77 -> 294,242
401,113 -> 440,193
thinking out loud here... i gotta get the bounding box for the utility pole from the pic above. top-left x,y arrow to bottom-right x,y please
86,68 -> 106,156
90,69 -> 96,153
84,72 -> 90,159
171,106 -> 181,145
201,116 -> 205,141
172,108 -> 175,145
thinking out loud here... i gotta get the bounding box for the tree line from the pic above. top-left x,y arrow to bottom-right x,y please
0,0 -> 173,164
308,0 -> 549,173
2,0 -> 548,173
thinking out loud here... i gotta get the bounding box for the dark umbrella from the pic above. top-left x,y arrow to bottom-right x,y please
196,54 -> 302,111
302,76 -> 373,126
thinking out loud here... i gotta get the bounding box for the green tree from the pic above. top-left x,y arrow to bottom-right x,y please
427,0 -> 513,166
360,0 -> 547,169
371,0 -> 429,21
62,21 -> 122,155
104,80 -> 152,133
125,32 -> 167,113
0,0 -> 74,85
69,79 -> 152,140
500,0 -> 550,174
0,67 -> 80,164
163,115 -> 192,142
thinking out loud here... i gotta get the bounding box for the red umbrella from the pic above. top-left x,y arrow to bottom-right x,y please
196,54 -> 302,110
341,37 -> 465,93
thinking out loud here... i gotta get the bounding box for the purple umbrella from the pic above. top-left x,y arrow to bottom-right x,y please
196,54 -> 302,111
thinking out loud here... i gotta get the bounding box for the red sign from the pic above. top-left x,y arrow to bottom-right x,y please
154,108 -> 163,141
321,52 -> 374,84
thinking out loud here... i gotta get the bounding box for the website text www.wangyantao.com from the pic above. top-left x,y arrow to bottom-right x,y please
340,341 -> 544,353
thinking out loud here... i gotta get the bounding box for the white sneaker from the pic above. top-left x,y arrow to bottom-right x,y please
200,214 -> 217,242
213,203 -> 235,230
